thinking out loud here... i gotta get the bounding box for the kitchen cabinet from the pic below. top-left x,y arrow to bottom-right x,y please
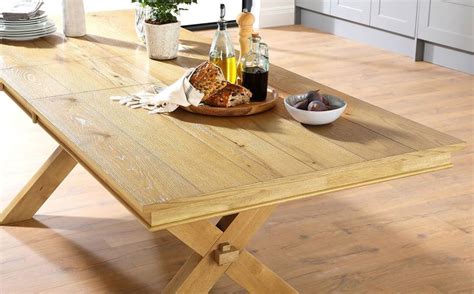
370,0 -> 417,37
330,0 -> 371,25
296,0 -> 473,73
296,0 -> 331,14
418,0 -> 473,52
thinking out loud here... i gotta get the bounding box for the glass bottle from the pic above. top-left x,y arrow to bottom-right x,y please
241,33 -> 269,101
209,4 -> 237,83
134,3 -> 150,43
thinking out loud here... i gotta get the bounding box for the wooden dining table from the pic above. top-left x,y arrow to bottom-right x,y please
0,10 -> 465,293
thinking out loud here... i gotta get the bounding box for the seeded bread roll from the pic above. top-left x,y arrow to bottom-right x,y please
203,82 -> 251,107
189,61 -> 252,108
189,62 -> 226,100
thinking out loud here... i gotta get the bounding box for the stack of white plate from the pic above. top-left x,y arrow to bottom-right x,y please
0,10 -> 56,41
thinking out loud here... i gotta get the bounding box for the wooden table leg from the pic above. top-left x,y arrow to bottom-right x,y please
165,205 -> 298,293
0,146 -> 77,225
227,250 -> 297,293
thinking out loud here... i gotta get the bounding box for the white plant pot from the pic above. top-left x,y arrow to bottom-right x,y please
144,21 -> 180,60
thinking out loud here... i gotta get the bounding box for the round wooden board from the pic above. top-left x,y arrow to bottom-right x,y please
181,89 -> 279,117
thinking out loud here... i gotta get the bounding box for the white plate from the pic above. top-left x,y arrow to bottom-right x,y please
0,29 -> 55,37
0,31 -> 56,41
1,21 -> 54,32
0,25 -> 55,35
0,18 -> 47,25
0,22 -> 55,34
0,20 -> 51,30
1,14 -> 47,22
0,15 -> 48,25
1,25 -> 55,36
0,27 -> 56,40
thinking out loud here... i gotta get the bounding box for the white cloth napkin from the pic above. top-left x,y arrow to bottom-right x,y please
1,0 -> 43,20
110,68 -> 204,114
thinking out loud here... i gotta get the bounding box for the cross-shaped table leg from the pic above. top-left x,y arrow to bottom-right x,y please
164,205 -> 298,293
0,145 -> 298,292
0,146 -> 77,224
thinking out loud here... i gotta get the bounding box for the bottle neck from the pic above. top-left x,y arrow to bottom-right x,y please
251,38 -> 260,53
217,20 -> 226,31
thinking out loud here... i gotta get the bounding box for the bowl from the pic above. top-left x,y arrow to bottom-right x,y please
284,93 -> 347,125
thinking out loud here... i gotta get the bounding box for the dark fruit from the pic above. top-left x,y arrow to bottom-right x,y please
293,98 -> 310,110
320,94 -> 330,106
306,90 -> 321,101
308,90 -> 331,105
308,100 -> 328,111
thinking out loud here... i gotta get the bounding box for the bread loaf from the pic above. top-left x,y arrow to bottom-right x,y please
203,82 -> 251,107
189,61 -> 251,107
189,62 -> 226,100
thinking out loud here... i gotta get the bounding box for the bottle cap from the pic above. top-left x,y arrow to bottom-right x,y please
220,4 -> 226,19
252,32 -> 259,38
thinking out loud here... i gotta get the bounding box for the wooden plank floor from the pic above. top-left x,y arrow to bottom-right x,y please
1,24 -> 473,293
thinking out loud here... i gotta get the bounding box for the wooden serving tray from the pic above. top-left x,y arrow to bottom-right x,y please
181,89 -> 278,117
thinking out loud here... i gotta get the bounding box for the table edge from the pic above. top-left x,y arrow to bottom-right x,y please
146,143 -> 464,231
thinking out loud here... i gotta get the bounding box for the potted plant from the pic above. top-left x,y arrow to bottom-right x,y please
132,0 -> 197,60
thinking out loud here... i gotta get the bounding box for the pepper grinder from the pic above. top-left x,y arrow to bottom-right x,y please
236,9 -> 255,60
62,0 -> 86,37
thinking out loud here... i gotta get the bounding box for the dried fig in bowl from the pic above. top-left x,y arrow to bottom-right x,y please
308,100 -> 328,111
284,92 -> 347,125
293,98 -> 310,110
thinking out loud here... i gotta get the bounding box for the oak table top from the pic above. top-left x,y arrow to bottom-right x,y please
0,10 -> 464,232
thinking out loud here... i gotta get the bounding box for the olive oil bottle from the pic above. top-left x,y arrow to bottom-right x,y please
209,56 -> 237,83
209,4 -> 237,83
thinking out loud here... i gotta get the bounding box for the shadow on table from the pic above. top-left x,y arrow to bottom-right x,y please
82,34 -> 209,55
179,39 -> 209,51
168,54 -> 207,69
170,108 -> 286,134
83,34 -> 145,51
2,216 -> 186,293
303,117 -> 420,145
269,101 -> 419,145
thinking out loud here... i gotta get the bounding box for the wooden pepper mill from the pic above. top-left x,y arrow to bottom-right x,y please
236,9 -> 255,61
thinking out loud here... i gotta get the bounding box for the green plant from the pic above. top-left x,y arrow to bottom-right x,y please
132,0 -> 197,25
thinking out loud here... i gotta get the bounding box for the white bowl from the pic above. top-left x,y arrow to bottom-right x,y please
284,93 -> 347,125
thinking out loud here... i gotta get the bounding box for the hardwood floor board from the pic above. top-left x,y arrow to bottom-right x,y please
36,242 -> 185,294
273,216 -> 471,292
2,225 -> 183,293
1,23 -> 472,293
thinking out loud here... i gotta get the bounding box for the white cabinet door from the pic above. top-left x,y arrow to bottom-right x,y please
330,0 -> 371,24
296,0 -> 331,14
418,0 -> 474,52
370,0 -> 417,37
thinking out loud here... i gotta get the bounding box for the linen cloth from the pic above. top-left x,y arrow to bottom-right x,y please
110,68 -> 204,114
1,0 -> 43,20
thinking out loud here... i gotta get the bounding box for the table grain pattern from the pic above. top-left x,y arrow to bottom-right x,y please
0,10 -> 465,230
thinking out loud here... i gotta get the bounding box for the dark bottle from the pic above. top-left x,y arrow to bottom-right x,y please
242,67 -> 268,101
241,32 -> 269,101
